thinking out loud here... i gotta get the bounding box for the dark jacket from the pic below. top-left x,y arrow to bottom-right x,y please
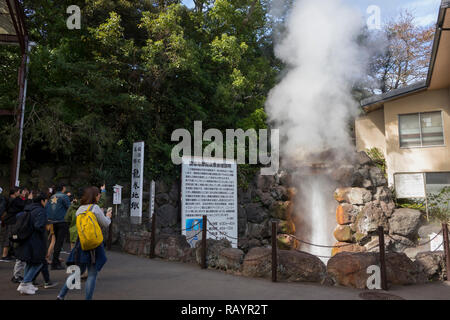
0,195 -> 6,216
15,202 -> 48,265
4,197 -> 30,225
46,192 -> 71,222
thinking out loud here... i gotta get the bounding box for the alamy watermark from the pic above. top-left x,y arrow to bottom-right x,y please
67,5 -> 81,30
171,121 -> 279,175
367,5 -> 381,30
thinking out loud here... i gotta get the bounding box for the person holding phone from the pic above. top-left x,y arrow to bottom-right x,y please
57,186 -> 112,300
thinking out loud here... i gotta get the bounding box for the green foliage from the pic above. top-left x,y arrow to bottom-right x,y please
0,0 -> 276,187
365,147 -> 387,177
427,187 -> 450,223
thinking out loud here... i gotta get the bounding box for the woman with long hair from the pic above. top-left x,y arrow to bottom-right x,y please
57,186 -> 112,300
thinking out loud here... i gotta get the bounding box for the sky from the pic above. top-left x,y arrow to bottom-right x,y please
182,0 -> 442,27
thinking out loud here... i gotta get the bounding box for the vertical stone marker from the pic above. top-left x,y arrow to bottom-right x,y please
130,141 -> 144,224
181,156 -> 238,248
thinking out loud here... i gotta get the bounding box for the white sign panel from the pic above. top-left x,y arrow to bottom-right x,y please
394,173 -> 426,199
113,185 -> 123,205
430,232 -> 443,252
181,156 -> 238,248
130,141 -> 144,224
149,180 -> 155,218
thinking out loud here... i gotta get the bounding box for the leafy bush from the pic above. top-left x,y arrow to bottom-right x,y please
365,147 -> 386,177
427,187 -> 450,223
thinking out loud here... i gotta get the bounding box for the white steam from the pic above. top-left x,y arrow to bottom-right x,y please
266,0 -> 368,160
266,0 -> 369,260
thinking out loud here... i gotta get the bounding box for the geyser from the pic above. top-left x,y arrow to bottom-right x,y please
266,0 -> 369,259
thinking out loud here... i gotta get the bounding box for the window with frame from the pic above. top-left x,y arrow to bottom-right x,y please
399,111 -> 444,148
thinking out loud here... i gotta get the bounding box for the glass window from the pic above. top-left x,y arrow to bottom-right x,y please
426,172 -> 450,194
421,112 -> 445,146
399,113 -> 421,147
399,111 -> 444,147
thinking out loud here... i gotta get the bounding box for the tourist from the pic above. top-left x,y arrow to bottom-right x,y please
46,183 -> 71,270
57,186 -> 112,300
65,190 -> 83,250
15,191 -> 49,295
10,189 -> 33,282
1,187 -> 28,261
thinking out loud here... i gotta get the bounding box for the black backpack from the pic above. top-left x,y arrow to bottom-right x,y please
9,210 -> 33,243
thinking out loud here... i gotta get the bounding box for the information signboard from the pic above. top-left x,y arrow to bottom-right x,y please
394,173 -> 426,199
113,185 -> 123,205
181,156 -> 238,248
130,141 -> 144,224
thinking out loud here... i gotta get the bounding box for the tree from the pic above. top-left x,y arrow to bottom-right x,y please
0,0 -> 277,188
369,10 -> 434,94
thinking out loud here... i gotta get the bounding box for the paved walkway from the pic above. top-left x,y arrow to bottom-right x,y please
1,249 -> 450,300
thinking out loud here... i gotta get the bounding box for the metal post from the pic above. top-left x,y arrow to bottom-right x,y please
201,215 -> 207,269
150,213 -> 156,259
378,226 -> 388,290
272,221 -> 277,282
107,206 -> 114,250
442,223 -> 450,282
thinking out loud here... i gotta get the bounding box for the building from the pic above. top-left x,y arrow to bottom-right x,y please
356,0 -> 450,195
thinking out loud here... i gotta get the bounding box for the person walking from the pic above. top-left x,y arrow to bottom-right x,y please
46,183 -> 71,270
1,188 -> 20,261
15,191 -> 49,295
9,189 -> 33,283
57,186 -> 111,300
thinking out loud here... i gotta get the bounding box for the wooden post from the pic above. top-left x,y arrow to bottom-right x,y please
201,215 -> 207,269
442,223 -> 450,282
272,221 -> 277,282
378,226 -> 388,290
150,213 -> 156,259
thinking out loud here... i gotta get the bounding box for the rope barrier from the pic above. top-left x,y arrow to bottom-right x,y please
432,242 -> 444,252
385,229 -> 443,248
284,233 -> 355,249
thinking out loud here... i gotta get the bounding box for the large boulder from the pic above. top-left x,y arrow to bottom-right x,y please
238,205 -> 248,237
327,252 -> 378,289
255,190 -> 275,208
154,234 -> 191,261
331,242 -> 366,256
122,231 -> 151,256
244,203 -> 269,224
336,203 -> 360,225
354,202 -> 389,235
389,208 -> 423,239
369,166 -> 387,187
327,252 -> 426,289
256,174 -> 276,192
242,247 -> 272,278
356,151 -> 373,166
248,222 -> 270,239
373,186 -> 393,203
334,188 -> 372,205
278,250 -> 327,283
195,238 -> 231,268
277,234 -> 297,250
216,248 -> 245,272
155,193 -> 170,206
385,252 -> 426,285
155,204 -> 178,227
270,201 -> 291,220
272,186 -> 289,201
334,225 -> 352,242
414,251 -> 447,281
